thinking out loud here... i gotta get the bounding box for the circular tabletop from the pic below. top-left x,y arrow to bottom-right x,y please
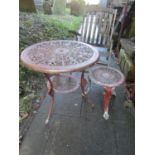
20,40 -> 99,74
89,66 -> 125,88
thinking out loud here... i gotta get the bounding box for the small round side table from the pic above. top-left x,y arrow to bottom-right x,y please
89,65 -> 125,120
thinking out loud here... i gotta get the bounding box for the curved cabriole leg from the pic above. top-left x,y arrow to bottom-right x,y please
103,87 -> 112,120
80,71 -> 87,97
80,71 -> 94,111
80,71 -> 88,114
44,74 -> 55,125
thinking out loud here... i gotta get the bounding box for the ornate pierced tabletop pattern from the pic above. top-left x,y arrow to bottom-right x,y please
21,40 -> 99,74
89,66 -> 125,88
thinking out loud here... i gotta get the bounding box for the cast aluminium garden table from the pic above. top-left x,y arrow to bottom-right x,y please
20,40 -> 99,124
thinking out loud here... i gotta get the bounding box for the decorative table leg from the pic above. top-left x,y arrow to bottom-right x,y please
80,71 -> 88,97
80,71 -> 94,114
103,87 -> 113,120
44,74 -> 55,125
80,71 -> 88,114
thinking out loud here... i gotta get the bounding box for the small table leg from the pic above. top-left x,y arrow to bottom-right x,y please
44,74 -> 55,125
103,87 -> 113,120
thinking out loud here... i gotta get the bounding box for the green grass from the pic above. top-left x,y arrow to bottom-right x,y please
65,8 -> 71,15
20,12 -> 83,53
39,13 -> 82,31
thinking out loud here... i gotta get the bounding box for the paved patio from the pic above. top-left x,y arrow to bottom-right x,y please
20,48 -> 135,155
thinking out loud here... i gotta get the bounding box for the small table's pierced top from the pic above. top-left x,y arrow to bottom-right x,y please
21,40 -> 99,74
89,66 -> 125,88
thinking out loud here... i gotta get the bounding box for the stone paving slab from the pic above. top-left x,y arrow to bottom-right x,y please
112,121 -> 135,155
20,82 -> 134,155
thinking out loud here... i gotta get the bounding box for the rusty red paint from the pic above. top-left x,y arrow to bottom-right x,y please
103,87 -> 113,111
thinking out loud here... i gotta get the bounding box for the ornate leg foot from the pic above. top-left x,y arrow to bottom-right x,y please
103,87 -> 112,120
44,74 -> 55,125
103,111 -> 109,120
